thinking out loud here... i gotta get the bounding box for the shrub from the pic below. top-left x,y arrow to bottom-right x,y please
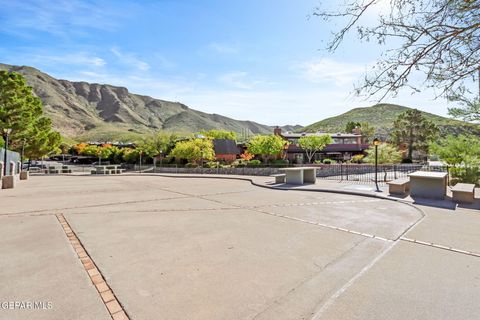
185,163 -> 199,168
205,161 -> 219,168
248,159 -> 262,166
351,154 -> 364,163
323,158 -> 335,164
450,167 -> 480,185
232,160 -> 247,167
314,160 -> 323,164
270,159 -> 289,165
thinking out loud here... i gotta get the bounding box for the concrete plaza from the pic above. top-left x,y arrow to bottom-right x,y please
0,174 -> 479,320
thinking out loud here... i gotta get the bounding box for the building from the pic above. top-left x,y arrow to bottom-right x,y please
213,139 -> 240,162
274,127 -> 370,163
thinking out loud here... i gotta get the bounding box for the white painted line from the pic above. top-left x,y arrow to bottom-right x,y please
310,241 -> 397,320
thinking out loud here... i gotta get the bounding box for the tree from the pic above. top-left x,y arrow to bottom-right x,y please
314,1 -> 480,100
169,138 -> 215,164
199,129 -> 237,140
391,109 -> 438,160
0,71 -> 60,157
247,135 -> 288,163
359,122 -> 375,143
447,86 -> 480,121
345,121 -> 361,133
298,135 -> 333,163
430,135 -> 480,184
137,132 -> 178,158
23,117 -> 61,160
364,143 -> 402,181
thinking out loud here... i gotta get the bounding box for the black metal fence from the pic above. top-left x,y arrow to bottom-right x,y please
315,164 -> 449,185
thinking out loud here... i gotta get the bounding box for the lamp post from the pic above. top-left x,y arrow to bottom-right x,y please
139,151 -> 143,174
373,138 -> 381,192
2,128 -> 12,176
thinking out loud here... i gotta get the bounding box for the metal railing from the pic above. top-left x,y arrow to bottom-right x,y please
315,164 -> 450,185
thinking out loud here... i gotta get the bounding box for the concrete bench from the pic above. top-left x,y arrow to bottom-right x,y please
386,178 -> 410,196
270,173 -> 286,184
451,183 -> 475,203
96,169 -> 113,175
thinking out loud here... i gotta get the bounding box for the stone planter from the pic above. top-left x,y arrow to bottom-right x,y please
20,171 -> 29,180
2,175 -> 15,189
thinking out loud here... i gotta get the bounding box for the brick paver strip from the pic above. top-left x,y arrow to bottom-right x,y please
55,213 -> 131,320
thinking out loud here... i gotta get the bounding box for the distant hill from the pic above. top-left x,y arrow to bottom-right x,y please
0,63 -> 289,140
301,103 -> 480,137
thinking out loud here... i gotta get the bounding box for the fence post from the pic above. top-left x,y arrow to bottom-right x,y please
340,163 -> 343,182
394,164 -> 397,179
345,164 -> 349,181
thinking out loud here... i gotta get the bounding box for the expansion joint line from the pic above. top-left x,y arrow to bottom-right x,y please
400,237 -> 480,258
55,213 -> 130,320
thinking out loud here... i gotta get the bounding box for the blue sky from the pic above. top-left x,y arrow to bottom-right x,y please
0,0 -> 459,126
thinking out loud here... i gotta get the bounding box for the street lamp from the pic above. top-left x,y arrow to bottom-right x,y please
373,138 -> 381,192
139,151 -> 143,174
2,128 -> 12,176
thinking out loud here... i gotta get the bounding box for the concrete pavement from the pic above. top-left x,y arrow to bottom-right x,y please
0,174 -> 479,320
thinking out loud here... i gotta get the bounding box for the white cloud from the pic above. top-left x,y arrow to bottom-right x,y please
218,71 -> 270,90
0,0 -> 131,38
208,42 -> 239,54
22,52 -> 106,67
294,58 -> 367,86
111,47 -> 150,71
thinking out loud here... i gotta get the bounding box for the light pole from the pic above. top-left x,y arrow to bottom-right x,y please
373,138 -> 381,192
139,151 -> 143,174
2,128 -> 12,176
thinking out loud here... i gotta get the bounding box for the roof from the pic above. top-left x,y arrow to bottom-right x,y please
281,132 -> 362,139
287,144 -> 370,153
213,139 -> 240,155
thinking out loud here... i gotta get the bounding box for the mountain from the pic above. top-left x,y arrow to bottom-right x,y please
0,63 -> 288,140
301,103 -> 480,137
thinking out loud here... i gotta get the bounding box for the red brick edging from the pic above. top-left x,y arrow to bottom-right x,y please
56,213 -> 130,320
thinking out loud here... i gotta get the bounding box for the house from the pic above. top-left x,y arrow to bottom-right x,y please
273,127 -> 369,163
213,139 -> 240,162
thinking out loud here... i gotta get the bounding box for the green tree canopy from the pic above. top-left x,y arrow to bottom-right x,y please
391,109 -> 438,160
430,135 -> 480,166
0,71 -> 60,158
359,122 -> 375,144
364,143 -> 403,181
199,129 -> 237,140
345,121 -> 361,133
430,135 -> 480,184
169,138 -> 215,164
298,135 -> 333,163
247,135 -> 288,163
136,132 -> 178,158
364,143 -> 402,165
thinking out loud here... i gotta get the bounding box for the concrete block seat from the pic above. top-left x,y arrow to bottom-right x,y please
106,166 -> 124,174
451,183 -> 476,203
386,178 -> 410,196
270,173 -> 286,183
2,175 -> 16,189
